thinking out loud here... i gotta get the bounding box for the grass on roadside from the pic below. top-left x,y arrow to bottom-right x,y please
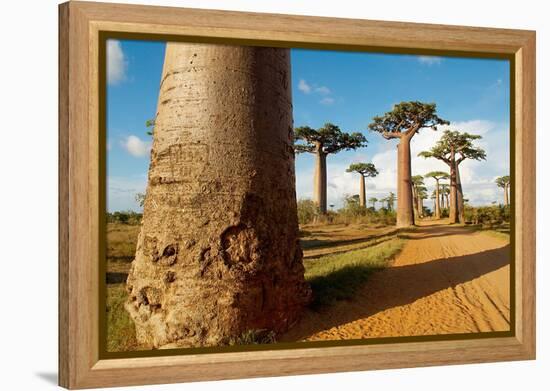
106,283 -> 138,352
304,238 -> 405,309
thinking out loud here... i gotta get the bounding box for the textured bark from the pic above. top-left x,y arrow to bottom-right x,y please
411,184 -> 419,219
456,162 -> 465,223
313,151 -> 327,213
434,179 -> 441,219
359,175 -> 366,208
448,154 -> 459,224
396,138 -> 415,227
504,184 -> 509,206
125,43 -> 311,349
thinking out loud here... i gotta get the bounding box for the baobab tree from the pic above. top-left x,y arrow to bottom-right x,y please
384,191 -> 397,211
417,187 -> 428,218
126,43 -> 311,348
369,102 -> 449,227
419,130 -> 486,224
440,183 -> 450,209
346,163 -> 378,208
294,123 -> 367,214
368,197 -> 378,209
411,175 -> 425,219
424,171 -> 449,219
430,190 -> 437,213
495,175 -> 510,206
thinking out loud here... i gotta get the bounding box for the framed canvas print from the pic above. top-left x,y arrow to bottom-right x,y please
58,1 -> 536,389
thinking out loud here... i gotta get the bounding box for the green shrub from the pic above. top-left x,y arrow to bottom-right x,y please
464,204 -> 510,226
297,198 -> 319,225
107,211 -> 143,225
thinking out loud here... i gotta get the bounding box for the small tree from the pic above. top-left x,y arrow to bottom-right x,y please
295,123 -> 367,213
440,183 -> 450,209
430,190 -> 437,214
419,130 -> 486,224
495,175 -> 510,206
297,199 -> 318,225
135,192 -> 146,208
385,192 -> 396,211
417,186 -> 428,218
369,101 -> 448,227
145,118 -> 155,136
424,171 -> 449,219
411,175 -> 425,219
346,163 -> 378,208
368,197 -> 378,209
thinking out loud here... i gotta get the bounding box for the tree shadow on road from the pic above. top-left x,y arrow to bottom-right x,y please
281,244 -> 510,341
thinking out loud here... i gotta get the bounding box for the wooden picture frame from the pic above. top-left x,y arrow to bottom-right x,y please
59,1 -> 536,388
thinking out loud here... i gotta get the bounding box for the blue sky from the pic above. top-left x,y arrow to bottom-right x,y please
106,39 -> 510,212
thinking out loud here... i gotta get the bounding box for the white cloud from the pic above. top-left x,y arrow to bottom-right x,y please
367,119 -> 508,206
320,97 -> 335,105
417,56 -> 443,66
315,86 -> 331,95
122,135 -> 151,158
107,40 -> 127,85
298,79 -> 334,104
108,175 -> 147,212
298,79 -> 312,94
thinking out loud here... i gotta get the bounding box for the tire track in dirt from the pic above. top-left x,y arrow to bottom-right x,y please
282,221 -> 510,341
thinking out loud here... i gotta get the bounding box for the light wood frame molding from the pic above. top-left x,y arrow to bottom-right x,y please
59,1 -> 536,388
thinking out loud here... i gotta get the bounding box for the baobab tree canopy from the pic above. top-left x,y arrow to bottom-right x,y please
418,130 -> 487,164
294,123 -> 367,154
368,101 -> 450,139
495,175 -> 510,188
425,171 -> 450,181
346,163 -> 378,177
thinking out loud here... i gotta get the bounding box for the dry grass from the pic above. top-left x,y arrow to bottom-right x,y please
106,283 -> 138,352
106,223 -> 139,351
107,223 -> 140,261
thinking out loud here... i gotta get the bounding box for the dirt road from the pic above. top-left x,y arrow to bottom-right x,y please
282,222 -> 510,341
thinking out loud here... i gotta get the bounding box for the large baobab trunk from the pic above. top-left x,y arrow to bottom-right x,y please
396,139 -> 415,227
359,175 -> 366,208
125,43 -> 311,349
456,163 -> 465,223
314,151 -> 328,213
434,179 -> 441,219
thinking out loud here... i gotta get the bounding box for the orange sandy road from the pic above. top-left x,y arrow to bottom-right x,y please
282,221 -> 511,341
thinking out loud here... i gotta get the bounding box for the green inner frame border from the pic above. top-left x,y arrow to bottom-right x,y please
98,30 -> 516,360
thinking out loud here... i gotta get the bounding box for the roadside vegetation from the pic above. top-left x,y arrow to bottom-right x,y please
304,238 -> 405,308
105,217 -> 406,350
